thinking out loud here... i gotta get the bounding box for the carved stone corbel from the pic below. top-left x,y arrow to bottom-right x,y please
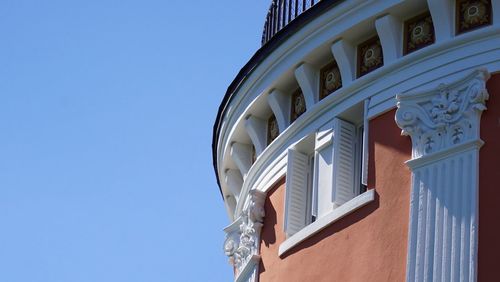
223,189 -> 266,282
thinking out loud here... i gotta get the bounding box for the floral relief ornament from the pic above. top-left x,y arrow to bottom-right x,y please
395,69 -> 490,158
223,190 -> 266,275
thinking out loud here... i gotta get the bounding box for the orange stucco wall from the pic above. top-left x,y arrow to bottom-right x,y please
478,73 -> 500,281
259,109 -> 412,282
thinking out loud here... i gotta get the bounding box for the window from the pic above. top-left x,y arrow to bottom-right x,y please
284,115 -> 367,237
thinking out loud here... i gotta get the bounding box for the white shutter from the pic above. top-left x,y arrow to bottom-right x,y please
332,118 -> 356,206
361,99 -> 369,186
284,148 -> 309,236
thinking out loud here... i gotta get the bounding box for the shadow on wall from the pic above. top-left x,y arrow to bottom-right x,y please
478,72 -> 500,280
280,191 -> 380,259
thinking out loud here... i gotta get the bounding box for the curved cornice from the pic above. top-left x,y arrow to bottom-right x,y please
212,0 -> 345,196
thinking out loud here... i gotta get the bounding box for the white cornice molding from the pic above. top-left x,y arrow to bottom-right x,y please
217,1 -> 500,220
230,29 -> 500,218
395,69 -> 490,282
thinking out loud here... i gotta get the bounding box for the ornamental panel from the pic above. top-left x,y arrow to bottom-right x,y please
320,61 -> 342,100
456,0 -> 492,34
357,36 -> 383,78
290,89 -> 306,123
404,12 -> 435,55
267,114 -> 279,145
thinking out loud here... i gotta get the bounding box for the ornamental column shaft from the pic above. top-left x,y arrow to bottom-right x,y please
395,69 -> 490,282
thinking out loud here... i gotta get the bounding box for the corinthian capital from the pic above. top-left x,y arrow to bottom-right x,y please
395,69 -> 490,158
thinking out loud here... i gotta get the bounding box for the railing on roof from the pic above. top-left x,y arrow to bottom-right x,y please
261,0 -> 320,45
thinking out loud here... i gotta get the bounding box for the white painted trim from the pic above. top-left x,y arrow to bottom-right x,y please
493,0 -> 500,27
427,0 -> 453,42
278,189 -> 375,257
375,14 -> 402,64
294,63 -> 319,109
235,255 -> 260,282
267,89 -> 290,133
245,115 -> 267,155
331,39 -> 356,85
361,99 -> 369,186
225,169 -> 243,201
231,142 -> 253,179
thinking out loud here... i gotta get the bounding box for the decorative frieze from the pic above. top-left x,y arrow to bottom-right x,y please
320,61 -> 342,100
290,89 -> 306,122
404,12 -> 435,55
357,36 -> 383,78
395,69 -> 490,282
456,0 -> 492,34
224,190 -> 266,282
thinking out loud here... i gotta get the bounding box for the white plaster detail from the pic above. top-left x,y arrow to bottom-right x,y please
331,39 -> 356,85
225,169 -> 244,201
295,63 -> 319,109
231,142 -> 253,178
278,189 -> 375,257
395,69 -> 490,282
494,0 -> 500,27
396,69 -> 490,158
361,99 -> 370,186
375,14 -> 402,64
427,0 -> 453,42
267,89 -> 290,133
224,190 -> 266,282
245,116 -> 267,155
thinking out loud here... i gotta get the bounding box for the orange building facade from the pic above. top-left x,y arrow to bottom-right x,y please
212,1 -> 500,281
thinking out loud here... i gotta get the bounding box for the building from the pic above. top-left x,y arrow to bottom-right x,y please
212,0 -> 500,281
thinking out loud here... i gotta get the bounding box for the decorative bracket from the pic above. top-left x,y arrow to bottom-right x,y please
223,190 -> 266,282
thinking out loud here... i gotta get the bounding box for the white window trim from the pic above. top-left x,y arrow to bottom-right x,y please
278,189 -> 375,257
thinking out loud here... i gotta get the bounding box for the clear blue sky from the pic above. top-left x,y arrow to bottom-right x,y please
0,1 -> 270,281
